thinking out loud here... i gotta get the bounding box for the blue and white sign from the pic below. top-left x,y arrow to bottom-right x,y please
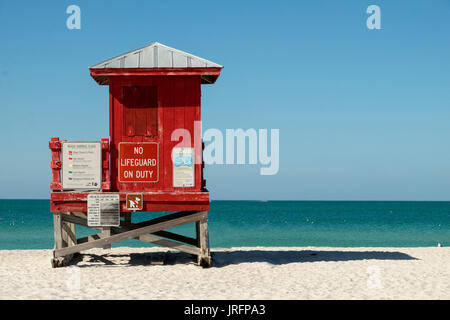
172,147 -> 195,187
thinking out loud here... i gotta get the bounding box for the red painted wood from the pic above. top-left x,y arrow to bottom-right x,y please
51,202 -> 209,213
51,191 -> 209,202
49,137 -> 62,191
187,77 -> 202,191
90,67 -> 222,78
108,75 -> 204,194
162,77 -> 175,192
51,63 -> 221,214
50,191 -> 210,213
101,138 -> 110,191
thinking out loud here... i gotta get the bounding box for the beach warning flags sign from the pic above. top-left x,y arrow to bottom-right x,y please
126,193 -> 143,211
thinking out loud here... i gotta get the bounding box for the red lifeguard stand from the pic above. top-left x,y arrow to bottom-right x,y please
49,42 -> 222,267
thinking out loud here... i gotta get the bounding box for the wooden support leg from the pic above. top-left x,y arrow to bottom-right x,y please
51,213 -> 76,268
51,213 -> 65,268
102,227 -> 111,249
196,221 -> 201,247
196,212 -> 211,268
69,223 -> 76,246
61,222 -> 69,248
53,213 -> 63,249
67,222 -> 80,259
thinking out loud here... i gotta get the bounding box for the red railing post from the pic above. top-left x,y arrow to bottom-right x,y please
49,137 -> 62,191
101,138 -> 110,191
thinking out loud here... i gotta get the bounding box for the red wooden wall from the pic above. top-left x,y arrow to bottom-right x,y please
109,75 -> 203,193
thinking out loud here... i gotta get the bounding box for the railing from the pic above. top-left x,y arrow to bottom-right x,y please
49,137 -> 110,192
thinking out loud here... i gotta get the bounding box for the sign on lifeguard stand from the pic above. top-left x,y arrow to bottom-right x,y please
49,42 -> 222,268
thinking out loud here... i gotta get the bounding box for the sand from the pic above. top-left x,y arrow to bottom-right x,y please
0,246 -> 449,299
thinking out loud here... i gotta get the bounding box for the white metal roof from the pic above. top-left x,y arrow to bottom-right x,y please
90,42 -> 223,69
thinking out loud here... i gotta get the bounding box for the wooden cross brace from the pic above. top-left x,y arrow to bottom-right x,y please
51,211 -> 211,268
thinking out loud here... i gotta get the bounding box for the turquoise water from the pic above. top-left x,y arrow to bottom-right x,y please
0,200 -> 449,249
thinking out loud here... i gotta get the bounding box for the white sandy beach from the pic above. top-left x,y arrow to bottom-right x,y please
0,247 -> 449,300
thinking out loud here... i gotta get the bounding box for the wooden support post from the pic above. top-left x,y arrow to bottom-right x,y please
61,222 -> 69,248
52,213 -> 78,268
51,213 -> 74,268
196,221 -> 201,247
70,223 -> 77,246
102,227 -> 111,249
197,212 -> 211,267
53,213 -> 63,251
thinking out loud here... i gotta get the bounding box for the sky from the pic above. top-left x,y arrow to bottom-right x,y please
0,0 -> 449,200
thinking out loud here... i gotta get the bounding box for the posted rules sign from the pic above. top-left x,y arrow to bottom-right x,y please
119,142 -> 158,182
87,194 -> 120,227
61,142 -> 101,190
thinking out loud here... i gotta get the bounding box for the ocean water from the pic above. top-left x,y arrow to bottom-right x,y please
0,200 -> 449,249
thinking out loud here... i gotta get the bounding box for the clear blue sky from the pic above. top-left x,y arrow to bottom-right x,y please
0,0 -> 449,200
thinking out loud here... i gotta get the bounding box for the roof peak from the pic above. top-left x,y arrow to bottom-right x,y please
90,42 -> 223,69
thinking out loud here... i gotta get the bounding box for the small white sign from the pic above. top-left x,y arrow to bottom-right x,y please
87,194 -> 120,227
172,147 -> 195,188
62,142 -> 102,190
